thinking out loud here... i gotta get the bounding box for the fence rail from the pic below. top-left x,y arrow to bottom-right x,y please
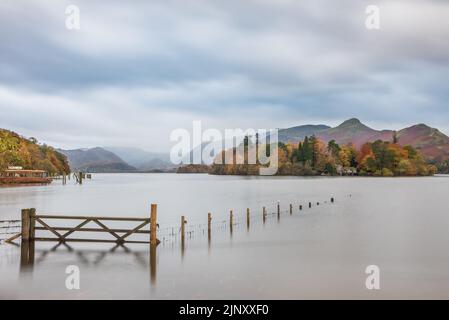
0,220 -> 21,243
7,197 -> 337,286
17,204 -> 160,246
3,197 -> 337,248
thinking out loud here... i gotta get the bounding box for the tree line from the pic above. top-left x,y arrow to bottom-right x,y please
210,135 -> 437,176
0,129 -> 70,175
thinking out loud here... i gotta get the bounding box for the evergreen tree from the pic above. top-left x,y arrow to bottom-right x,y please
327,140 -> 340,158
393,131 -> 398,144
309,135 -> 318,168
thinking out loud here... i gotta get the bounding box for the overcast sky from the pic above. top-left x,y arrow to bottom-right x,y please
0,0 -> 448,152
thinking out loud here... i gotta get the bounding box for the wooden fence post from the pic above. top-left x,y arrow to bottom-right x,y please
21,209 -> 31,241
263,206 -> 266,224
20,208 -> 35,268
277,201 -> 280,221
150,244 -> 157,285
29,208 -> 36,240
181,216 -> 186,243
150,204 -> 158,246
289,204 -> 293,215
246,208 -> 250,230
230,210 -> 233,228
207,213 -> 212,244
79,171 -> 83,184
309,202 -> 312,208
208,213 -> 212,233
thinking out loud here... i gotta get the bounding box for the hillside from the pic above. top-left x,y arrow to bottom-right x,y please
279,118 -> 449,163
211,136 -> 437,177
59,147 -> 137,173
104,146 -> 175,171
317,118 -> 394,148
0,128 -> 70,174
397,124 -> 449,162
138,158 -> 178,172
278,124 -> 330,143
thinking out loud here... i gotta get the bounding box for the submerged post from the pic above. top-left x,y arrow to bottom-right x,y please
150,204 -> 158,246
208,212 -> 212,233
263,206 -> 267,224
230,210 -> 234,228
309,202 -> 312,208
208,213 -> 212,244
29,208 -> 36,240
331,197 -> 334,203
20,208 -> 35,270
278,200 -> 281,222
150,243 -> 157,286
299,205 -> 303,211
246,208 -> 250,230
181,216 -> 186,243
21,209 -> 31,241
289,204 -> 293,215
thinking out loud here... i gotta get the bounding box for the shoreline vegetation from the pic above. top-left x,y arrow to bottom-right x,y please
0,129 -> 69,177
180,136 -> 438,177
1,126 -> 446,179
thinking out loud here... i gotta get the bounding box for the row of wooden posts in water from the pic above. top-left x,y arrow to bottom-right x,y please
179,197 -> 335,244
9,196 -> 335,251
14,197 -> 335,285
54,172 -> 92,185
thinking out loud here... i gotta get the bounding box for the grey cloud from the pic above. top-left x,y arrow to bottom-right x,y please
0,0 -> 448,150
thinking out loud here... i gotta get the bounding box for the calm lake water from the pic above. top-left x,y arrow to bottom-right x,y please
1,173 -> 449,299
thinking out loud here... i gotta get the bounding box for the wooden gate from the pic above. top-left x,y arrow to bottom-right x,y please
20,204 -> 160,245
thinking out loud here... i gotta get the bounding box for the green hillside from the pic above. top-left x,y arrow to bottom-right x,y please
0,128 -> 70,174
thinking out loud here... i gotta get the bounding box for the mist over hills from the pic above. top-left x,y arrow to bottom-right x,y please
58,147 -> 137,173
103,147 -> 175,172
58,147 -> 175,173
104,147 -> 170,168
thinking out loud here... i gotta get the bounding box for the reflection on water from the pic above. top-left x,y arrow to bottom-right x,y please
19,240 -> 158,277
14,239 -> 160,298
11,203 -> 291,298
2,174 -> 449,299
16,202 -> 268,291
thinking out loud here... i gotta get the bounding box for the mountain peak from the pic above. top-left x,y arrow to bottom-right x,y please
413,123 -> 431,129
339,118 -> 362,127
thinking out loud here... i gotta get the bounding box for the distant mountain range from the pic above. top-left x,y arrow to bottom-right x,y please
58,147 -> 138,173
186,118 -> 449,166
279,118 -> 449,162
104,147 -> 175,171
58,147 -> 175,173
6,117 -> 446,174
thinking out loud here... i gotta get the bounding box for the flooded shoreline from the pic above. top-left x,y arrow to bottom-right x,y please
1,174 -> 449,299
